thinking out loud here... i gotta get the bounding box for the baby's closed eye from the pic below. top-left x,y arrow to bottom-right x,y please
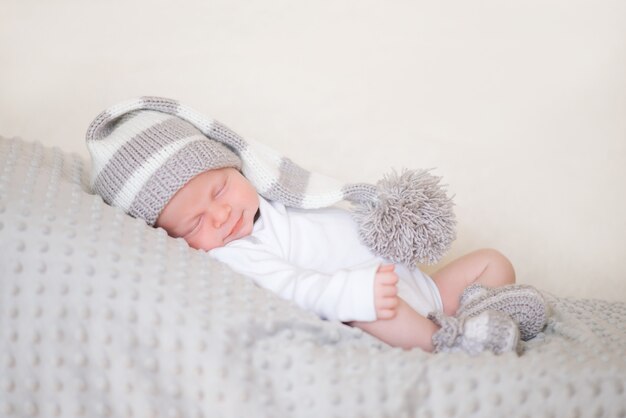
184,216 -> 203,237
215,179 -> 227,197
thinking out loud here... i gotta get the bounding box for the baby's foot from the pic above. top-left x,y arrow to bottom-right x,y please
457,284 -> 548,341
428,310 -> 520,356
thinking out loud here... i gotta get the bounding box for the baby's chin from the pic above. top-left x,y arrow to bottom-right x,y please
185,235 -> 224,252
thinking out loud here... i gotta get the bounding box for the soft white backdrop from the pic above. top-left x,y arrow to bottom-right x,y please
2,0 -> 625,301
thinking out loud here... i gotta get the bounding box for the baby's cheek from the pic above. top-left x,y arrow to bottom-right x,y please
188,231 -> 223,251
185,236 -> 201,250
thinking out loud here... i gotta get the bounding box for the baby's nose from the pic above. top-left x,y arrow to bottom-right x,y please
212,204 -> 231,228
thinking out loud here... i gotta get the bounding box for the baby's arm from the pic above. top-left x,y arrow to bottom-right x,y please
210,245 -> 380,322
350,264 -> 439,351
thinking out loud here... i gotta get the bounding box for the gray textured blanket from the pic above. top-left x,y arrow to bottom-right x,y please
1,136 -> 625,417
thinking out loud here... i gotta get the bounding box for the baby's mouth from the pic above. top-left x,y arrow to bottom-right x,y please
226,214 -> 244,240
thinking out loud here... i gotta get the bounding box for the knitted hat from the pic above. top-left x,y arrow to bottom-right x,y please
87,108 -> 241,225
86,96 -> 456,265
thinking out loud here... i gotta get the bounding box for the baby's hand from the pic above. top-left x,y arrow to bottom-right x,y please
374,264 -> 399,320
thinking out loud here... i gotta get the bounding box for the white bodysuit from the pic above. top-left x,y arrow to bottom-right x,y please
209,195 -> 443,322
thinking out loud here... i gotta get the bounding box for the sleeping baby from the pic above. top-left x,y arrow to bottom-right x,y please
86,96 -> 548,355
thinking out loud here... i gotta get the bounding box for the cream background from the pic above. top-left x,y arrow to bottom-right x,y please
1,0 -> 625,301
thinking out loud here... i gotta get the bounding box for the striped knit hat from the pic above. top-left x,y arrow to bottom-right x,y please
86,96 -> 456,265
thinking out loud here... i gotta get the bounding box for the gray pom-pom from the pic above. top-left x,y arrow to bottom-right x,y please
352,169 -> 456,265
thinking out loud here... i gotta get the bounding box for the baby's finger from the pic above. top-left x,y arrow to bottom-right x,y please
378,296 -> 399,309
378,272 -> 399,285
377,264 -> 395,273
378,284 -> 398,298
378,308 -> 398,320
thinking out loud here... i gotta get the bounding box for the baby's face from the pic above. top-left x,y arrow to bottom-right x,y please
155,167 -> 259,251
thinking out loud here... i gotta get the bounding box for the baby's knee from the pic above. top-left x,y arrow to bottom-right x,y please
475,248 -> 506,261
483,248 -> 515,281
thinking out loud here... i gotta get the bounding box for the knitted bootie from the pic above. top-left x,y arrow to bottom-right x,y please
456,284 -> 549,341
428,310 -> 520,355
458,283 -> 490,307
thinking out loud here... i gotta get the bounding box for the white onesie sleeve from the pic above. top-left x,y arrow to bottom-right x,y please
211,242 -> 379,322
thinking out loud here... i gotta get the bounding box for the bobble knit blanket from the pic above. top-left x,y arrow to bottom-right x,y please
1,136 -> 625,417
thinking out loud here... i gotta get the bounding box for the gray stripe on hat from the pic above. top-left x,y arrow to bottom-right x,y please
265,157 -> 310,207
86,110 -> 114,141
92,111 -> 144,144
92,116 -> 203,206
141,96 -> 181,115
206,121 -> 248,153
128,140 -> 242,225
341,183 -> 378,203
86,97 -> 180,143
141,97 -> 245,156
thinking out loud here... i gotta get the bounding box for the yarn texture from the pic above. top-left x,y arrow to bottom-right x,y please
352,169 -> 456,265
428,310 -> 521,355
457,284 -> 549,341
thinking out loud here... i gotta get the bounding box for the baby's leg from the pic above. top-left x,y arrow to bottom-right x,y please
349,298 -> 439,351
431,248 -> 516,316
349,296 -> 521,355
